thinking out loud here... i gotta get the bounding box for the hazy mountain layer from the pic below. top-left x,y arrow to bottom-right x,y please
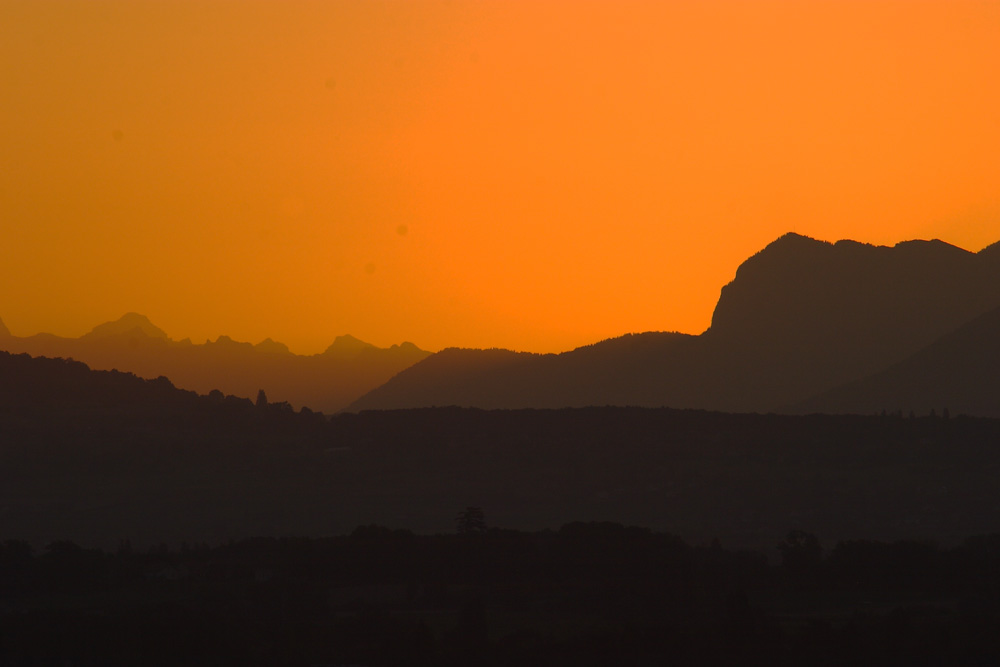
0,313 -> 429,413
791,304 -> 1000,417
351,233 -> 1000,413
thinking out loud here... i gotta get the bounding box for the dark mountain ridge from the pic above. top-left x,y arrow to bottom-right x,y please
979,239 -> 1000,261
792,302 -> 1000,417
351,233 -> 1000,413
0,314 -> 429,413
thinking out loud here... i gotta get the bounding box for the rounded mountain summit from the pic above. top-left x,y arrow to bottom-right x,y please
81,312 -> 169,340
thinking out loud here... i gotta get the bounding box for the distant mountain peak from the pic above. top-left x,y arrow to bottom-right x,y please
0,317 -> 9,338
83,313 -> 168,340
210,335 -> 252,349
254,338 -> 290,355
333,333 -> 371,346
323,334 -> 377,356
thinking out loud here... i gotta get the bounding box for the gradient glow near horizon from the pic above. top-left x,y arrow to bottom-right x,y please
3,1 -> 999,354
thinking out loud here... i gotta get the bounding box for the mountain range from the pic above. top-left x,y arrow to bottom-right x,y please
0,314 -> 429,414
5,232 -> 997,417
350,233 -> 1000,416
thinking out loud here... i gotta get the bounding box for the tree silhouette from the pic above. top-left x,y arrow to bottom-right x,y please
778,529 -> 822,574
255,389 -> 268,407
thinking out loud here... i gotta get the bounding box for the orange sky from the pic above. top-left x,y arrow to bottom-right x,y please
3,0 -> 999,354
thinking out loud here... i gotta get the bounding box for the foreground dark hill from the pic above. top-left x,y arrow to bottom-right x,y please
792,303 -> 1000,417
13,525 -> 1000,666
351,233 -> 1000,413
0,313 -> 429,413
6,349 -> 1000,551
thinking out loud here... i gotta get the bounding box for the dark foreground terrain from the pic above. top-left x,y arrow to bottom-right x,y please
5,526 -> 1000,665
3,352 -> 1000,551
6,351 -> 1000,663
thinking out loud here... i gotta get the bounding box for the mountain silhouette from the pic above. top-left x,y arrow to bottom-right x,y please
0,315 -> 429,413
81,312 -> 169,340
351,233 -> 1000,413
323,333 -> 377,357
253,337 -> 291,355
979,239 -> 1000,262
791,303 -> 1000,417
700,233 -> 1000,409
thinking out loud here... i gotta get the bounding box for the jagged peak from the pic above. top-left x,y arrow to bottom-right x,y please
742,232 -> 830,261
768,231 -> 831,250
775,231 -> 822,243
209,335 -> 252,350
323,334 -> 377,356
0,317 -> 9,337
334,333 -> 371,345
832,238 -> 882,251
254,337 -> 291,355
83,312 -> 168,340
893,238 -> 972,258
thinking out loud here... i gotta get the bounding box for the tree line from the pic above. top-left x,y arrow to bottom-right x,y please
5,524 -> 1000,665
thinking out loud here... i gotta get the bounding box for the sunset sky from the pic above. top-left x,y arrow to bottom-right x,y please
3,0 -> 999,354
